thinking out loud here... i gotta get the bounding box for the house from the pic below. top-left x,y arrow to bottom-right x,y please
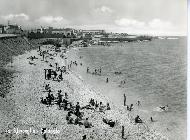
0,24 -> 6,34
6,24 -> 23,34
83,33 -> 92,41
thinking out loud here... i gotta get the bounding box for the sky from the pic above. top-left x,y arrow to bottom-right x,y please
0,0 -> 187,36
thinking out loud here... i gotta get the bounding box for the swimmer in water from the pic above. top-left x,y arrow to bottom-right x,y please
159,105 -> 168,111
150,117 -> 154,122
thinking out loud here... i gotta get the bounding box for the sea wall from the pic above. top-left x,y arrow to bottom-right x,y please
100,36 -> 152,42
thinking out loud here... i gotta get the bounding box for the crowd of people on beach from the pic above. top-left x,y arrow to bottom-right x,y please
25,44 -> 169,139
33,45 -> 119,139
41,82 -> 114,128
86,67 -> 102,76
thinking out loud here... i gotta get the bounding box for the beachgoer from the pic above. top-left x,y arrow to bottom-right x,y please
42,53 -> 45,61
127,105 -> 129,110
63,98 -> 68,110
95,101 -> 99,109
55,63 -> 58,70
124,94 -> 126,106
83,118 -> 92,128
47,96 -> 52,106
44,69 -> 47,80
137,101 -> 141,106
106,78 -> 109,83
74,116 -> 83,126
135,115 -> 143,123
45,84 -> 50,91
103,118 -> 115,127
58,70 -> 63,81
129,104 -> 133,111
53,71 -> 57,80
65,92 -> 68,99
47,69 -> 51,80
41,128 -> 47,140
99,102 -> 104,112
107,103 -> 111,110
87,67 -> 89,73
50,94 -> 55,101
38,46 -> 41,52
82,135 -> 86,140
160,105 -> 168,111
121,81 -> 123,85
66,112 -> 73,124
57,90 -> 63,109
41,97 -> 45,104
43,99 -> 47,105
150,117 -> 154,122
90,98 -> 95,106
75,102 -> 80,116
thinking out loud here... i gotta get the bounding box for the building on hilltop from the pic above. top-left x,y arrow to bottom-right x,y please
6,24 -> 23,34
0,24 -> 6,34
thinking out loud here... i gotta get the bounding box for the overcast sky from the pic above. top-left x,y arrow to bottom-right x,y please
0,0 -> 187,35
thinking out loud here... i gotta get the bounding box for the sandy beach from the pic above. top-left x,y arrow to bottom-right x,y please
0,44 -> 168,140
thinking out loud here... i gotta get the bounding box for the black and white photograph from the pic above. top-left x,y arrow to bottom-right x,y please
0,0 -> 187,140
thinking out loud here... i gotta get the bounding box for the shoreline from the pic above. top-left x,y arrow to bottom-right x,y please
66,45 -> 185,140
66,47 -> 168,138
0,44 -> 166,140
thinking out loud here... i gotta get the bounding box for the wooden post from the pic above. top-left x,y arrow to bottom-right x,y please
122,125 -> 124,138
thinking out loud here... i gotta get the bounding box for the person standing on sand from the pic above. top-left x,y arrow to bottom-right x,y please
42,51 -> 45,61
83,118 -> 92,128
41,128 -> 47,140
82,135 -> 86,140
75,102 -> 80,117
107,103 -> 111,110
38,46 -> 41,52
137,100 -> 141,106
57,90 -> 63,109
150,117 -> 154,122
124,94 -> 126,106
87,67 -> 89,73
106,77 -> 109,83
65,92 -> 68,99
55,63 -> 58,70
129,104 -> 133,111
47,69 -> 51,80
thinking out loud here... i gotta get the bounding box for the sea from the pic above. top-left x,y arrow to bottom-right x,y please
74,37 -> 187,140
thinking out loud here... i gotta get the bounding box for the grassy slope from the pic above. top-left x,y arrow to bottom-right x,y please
0,37 -> 38,97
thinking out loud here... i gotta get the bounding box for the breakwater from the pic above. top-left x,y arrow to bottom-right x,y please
100,36 -> 152,42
